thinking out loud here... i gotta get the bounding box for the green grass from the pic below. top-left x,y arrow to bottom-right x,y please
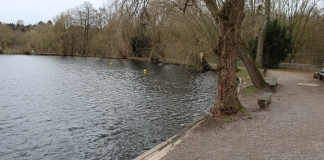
236,61 -> 245,67
225,119 -> 232,123
244,87 -> 258,95
236,67 -> 251,83
209,62 -> 253,84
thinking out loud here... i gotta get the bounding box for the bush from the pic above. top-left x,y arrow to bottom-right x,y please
130,34 -> 151,57
250,19 -> 293,68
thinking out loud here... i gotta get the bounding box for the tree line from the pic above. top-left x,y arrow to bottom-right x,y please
0,0 -> 323,67
1,0 -> 323,116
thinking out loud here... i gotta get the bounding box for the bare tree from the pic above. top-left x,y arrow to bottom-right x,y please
16,20 -> 24,26
238,41 -> 267,88
74,1 -> 98,55
53,11 -> 74,55
201,0 -> 247,116
272,0 -> 322,61
0,25 -> 13,51
255,0 -> 270,68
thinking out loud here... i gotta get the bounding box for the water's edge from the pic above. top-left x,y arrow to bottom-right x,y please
0,55 -> 217,159
134,114 -> 211,160
134,77 -> 245,160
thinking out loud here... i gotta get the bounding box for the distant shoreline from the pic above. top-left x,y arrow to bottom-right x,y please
1,52 -> 218,71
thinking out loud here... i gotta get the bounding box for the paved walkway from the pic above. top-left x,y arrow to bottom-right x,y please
157,70 -> 324,160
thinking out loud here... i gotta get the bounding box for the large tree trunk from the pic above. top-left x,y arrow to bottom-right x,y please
209,0 -> 245,116
255,0 -> 270,68
238,44 -> 268,88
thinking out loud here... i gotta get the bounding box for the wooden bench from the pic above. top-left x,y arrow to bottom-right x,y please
269,77 -> 277,92
258,92 -> 272,109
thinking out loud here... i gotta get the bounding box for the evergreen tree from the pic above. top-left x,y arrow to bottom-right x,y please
251,19 -> 293,68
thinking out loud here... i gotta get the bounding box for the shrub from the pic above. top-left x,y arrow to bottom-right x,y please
130,34 -> 151,57
250,19 -> 293,68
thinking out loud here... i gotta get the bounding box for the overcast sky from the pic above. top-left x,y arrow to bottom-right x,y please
0,0 -> 113,25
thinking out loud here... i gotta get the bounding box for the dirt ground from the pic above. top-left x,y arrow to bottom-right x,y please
160,70 -> 324,160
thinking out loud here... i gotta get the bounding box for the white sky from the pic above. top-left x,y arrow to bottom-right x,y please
0,0 -> 114,25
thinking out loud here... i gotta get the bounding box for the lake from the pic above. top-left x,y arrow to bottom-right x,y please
0,55 -> 215,159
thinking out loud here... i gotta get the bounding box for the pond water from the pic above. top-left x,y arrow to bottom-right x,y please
0,55 -> 215,159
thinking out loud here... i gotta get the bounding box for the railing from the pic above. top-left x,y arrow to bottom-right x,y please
279,63 -> 323,71
289,53 -> 324,65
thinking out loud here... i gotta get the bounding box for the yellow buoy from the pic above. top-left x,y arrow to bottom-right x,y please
110,62 -> 112,65
144,69 -> 147,72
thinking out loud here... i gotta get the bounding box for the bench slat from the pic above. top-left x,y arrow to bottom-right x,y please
258,92 -> 272,101
258,92 -> 272,109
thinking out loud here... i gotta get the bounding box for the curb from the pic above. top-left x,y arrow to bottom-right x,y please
134,114 -> 211,160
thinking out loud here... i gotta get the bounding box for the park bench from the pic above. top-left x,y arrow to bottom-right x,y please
258,92 -> 272,109
258,68 -> 267,76
269,77 -> 277,92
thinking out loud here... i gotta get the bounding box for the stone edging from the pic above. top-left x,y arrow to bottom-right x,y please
134,114 -> 211,160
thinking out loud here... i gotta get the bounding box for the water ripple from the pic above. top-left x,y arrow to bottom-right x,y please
0,55 -> 215,159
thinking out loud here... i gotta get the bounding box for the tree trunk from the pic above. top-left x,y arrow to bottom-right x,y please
209,0 -> 245,116
1,41 -> 4,50
238,44 -> 268,88
70,35 -> 75,56
199,52 -> 210,72
255,0 -> 270,68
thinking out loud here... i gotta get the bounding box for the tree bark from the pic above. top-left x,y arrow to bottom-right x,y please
208,0 -> 246,116
255,0 -> 270,68
238,44 -> 268,88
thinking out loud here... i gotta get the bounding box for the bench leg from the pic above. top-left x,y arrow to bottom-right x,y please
270,86 -> 275,93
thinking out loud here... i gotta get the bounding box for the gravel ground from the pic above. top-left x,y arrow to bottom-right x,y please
160,70 -> 324,160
